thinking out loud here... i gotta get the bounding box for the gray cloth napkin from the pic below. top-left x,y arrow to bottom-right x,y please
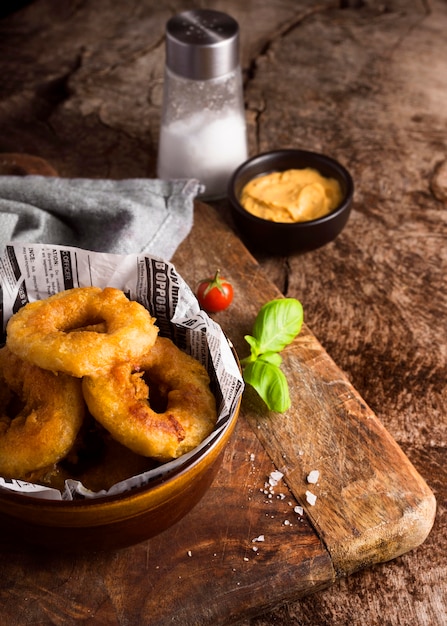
0,176 -> 202,259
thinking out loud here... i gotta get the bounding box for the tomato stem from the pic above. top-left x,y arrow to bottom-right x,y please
203,269 -> 226,296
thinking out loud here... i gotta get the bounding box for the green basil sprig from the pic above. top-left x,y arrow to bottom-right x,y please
241,298 -> 304,413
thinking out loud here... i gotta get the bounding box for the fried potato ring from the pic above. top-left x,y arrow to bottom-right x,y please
6,287 -> 158,377
82,337 -> 217,462
0,346 -> 85,479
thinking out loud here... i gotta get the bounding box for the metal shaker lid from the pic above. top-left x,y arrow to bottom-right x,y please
165,9 -> 240,80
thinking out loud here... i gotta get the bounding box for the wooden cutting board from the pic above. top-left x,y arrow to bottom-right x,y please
0,201 -> 435,626
174,203 -> 436,573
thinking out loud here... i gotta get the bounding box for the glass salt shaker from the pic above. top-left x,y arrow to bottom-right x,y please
157,9 -> 248,200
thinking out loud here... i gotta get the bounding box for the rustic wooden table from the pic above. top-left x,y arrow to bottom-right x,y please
0,1 -> 446,625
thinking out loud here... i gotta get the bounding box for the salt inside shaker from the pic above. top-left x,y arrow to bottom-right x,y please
157,9 -> 248,200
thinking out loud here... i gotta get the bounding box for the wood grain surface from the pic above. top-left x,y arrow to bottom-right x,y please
0,1 -> 445,625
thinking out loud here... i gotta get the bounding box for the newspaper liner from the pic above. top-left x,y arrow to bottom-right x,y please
0,242 -> 244,501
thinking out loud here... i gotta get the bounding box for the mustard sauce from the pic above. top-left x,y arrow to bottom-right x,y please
240,168 -> 343,223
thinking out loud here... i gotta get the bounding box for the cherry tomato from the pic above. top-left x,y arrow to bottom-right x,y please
196,269 -> 234,313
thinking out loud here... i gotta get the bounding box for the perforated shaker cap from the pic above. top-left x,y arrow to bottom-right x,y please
165,9 -> 240,80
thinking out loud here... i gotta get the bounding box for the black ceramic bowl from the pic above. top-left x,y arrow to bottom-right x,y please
228,149 -> 354,255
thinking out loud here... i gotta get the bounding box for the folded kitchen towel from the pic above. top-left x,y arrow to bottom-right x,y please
0,176 -> 202,259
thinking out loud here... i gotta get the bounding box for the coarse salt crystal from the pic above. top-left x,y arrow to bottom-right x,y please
269,470 -> 284,486
307,470 -> 320,484
294,505 -> 304,516
252,535 -> 265,543
306,490 -> 317,506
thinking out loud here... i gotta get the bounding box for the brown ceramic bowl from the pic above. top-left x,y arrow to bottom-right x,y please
0,346 -> 241,552
228,149 -> 354,255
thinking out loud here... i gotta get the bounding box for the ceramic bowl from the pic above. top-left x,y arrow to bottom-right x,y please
0,348 -> 241,552
227,149 -> 354,255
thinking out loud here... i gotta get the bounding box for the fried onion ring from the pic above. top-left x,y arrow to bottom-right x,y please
82,337 -> 217,462
0,346 -> 85,479
6,287 -> 158,377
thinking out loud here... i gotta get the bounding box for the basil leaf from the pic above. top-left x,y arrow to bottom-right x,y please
243,359 -> 291,413
241,297 -> 303,413
252,298 -> 303,355
244,334 -> 261,359
258,351 -> 283,367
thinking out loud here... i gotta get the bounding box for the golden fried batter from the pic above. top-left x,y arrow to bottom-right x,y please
0,347 -> 85,479
82,337 -> 217,462
6,287 -> 159,377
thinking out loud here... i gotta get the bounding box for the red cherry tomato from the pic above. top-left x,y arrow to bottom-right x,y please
196,269 -> 234,313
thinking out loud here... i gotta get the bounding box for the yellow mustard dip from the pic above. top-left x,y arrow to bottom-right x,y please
240,168 -> 343,223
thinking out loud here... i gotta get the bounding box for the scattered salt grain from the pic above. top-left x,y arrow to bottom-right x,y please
187,550 -> 192,557
252,535 -> 265,543
294,505 -> 304,516
306,490 -> 317,506
269,470 -> 284,487
307,470 -> 320,484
